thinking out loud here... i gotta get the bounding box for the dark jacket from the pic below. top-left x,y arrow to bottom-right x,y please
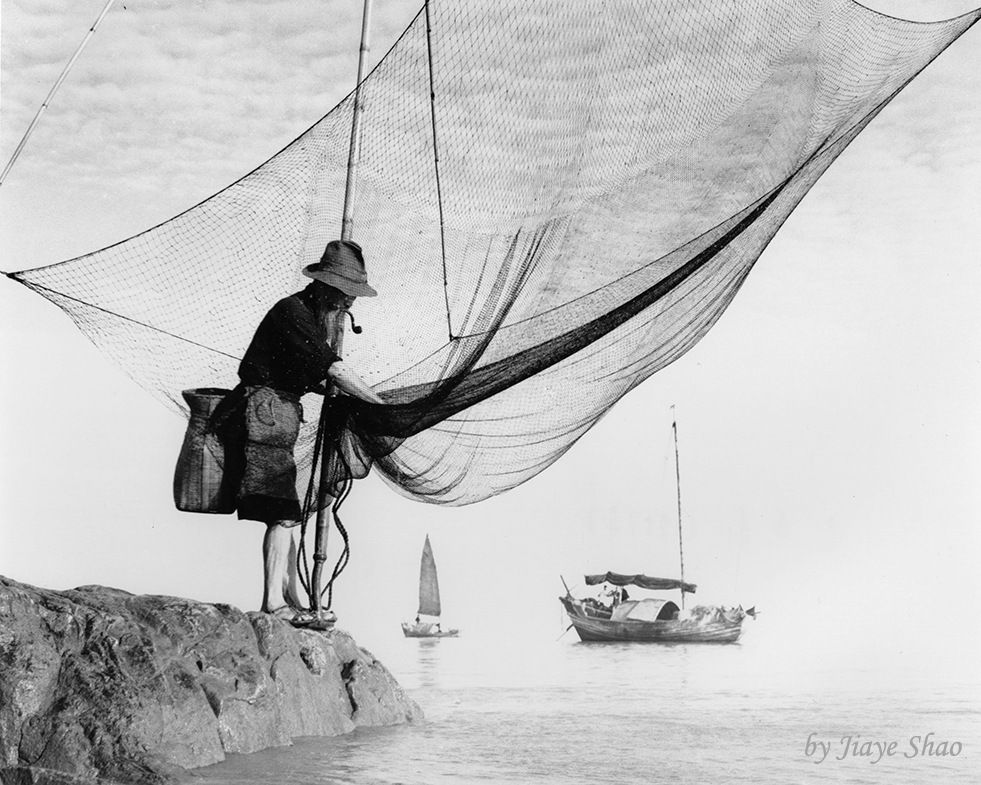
238,284 -> 340,395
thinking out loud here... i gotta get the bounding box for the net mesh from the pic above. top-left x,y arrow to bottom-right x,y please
10,0 -> 979,506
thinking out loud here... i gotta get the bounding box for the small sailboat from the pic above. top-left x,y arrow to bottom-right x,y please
402,535 -> 459,638
560,408 -> 755,643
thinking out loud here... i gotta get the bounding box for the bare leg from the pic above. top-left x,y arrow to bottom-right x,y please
262,522 -> 294,613
283,533 -> 304,610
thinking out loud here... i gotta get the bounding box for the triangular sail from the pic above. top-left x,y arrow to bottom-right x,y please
417,535 -> 441,617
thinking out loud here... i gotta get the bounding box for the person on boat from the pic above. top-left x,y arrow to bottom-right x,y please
601,583 -> 616,608
620,587 -> 629,603
213,239 -> 383,623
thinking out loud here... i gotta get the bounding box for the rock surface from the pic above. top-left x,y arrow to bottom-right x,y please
0,576 -> 422,784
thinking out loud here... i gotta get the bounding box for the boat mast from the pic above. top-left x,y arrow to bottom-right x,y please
671,405 -> 686,609
310,0 -> 373,621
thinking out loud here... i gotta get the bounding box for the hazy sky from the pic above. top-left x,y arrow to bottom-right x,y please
1,0 -> 979,688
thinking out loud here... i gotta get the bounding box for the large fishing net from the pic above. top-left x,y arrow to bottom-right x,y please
9,0 -> 979,507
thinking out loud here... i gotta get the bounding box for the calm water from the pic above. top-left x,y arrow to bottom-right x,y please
192,620 -> 979,785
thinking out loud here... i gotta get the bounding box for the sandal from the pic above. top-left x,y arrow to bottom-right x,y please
267,605 -> 337,629
291,609 -> 336,630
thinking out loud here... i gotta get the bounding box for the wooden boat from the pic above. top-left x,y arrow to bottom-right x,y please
559,576 -> 751,643
560,409 -> 755,644
401,535 -> 460,638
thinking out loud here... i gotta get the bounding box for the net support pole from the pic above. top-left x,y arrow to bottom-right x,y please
671,406 -> 686,610
0,0 -> 116,188
340,0 -> 373,241
310,0 -> 373,622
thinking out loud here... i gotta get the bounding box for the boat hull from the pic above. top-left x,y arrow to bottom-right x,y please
560,597 -> 744,643
401,622 -> 459,638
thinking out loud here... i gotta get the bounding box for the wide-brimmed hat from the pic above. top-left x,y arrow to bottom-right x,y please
302,240 -> 377,297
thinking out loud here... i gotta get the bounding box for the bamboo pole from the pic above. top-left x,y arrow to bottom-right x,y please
0,0 -> 117,188
340,0 -> 374,240
310,0 -> 373,623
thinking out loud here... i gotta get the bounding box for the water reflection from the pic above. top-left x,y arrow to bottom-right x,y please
414,637 -> 445,690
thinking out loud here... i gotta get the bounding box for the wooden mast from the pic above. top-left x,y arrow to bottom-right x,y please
309,0 -> 373,623
671,405 -> 686,609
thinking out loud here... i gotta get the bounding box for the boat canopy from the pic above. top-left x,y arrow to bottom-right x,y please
611,599 -> 680,622
585,572 -> 696,594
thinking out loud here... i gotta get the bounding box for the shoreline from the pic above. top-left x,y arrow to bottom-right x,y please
0,575 -> 422,784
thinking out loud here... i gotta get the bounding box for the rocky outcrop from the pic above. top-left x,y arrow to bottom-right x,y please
0,576 -> 422,784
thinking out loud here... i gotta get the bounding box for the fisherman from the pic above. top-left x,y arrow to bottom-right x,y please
214,239 -> 383,623
601,583 -> 616,608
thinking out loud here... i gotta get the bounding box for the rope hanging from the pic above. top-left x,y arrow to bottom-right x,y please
296,397 -> 356,611
424,0 -> 453,341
